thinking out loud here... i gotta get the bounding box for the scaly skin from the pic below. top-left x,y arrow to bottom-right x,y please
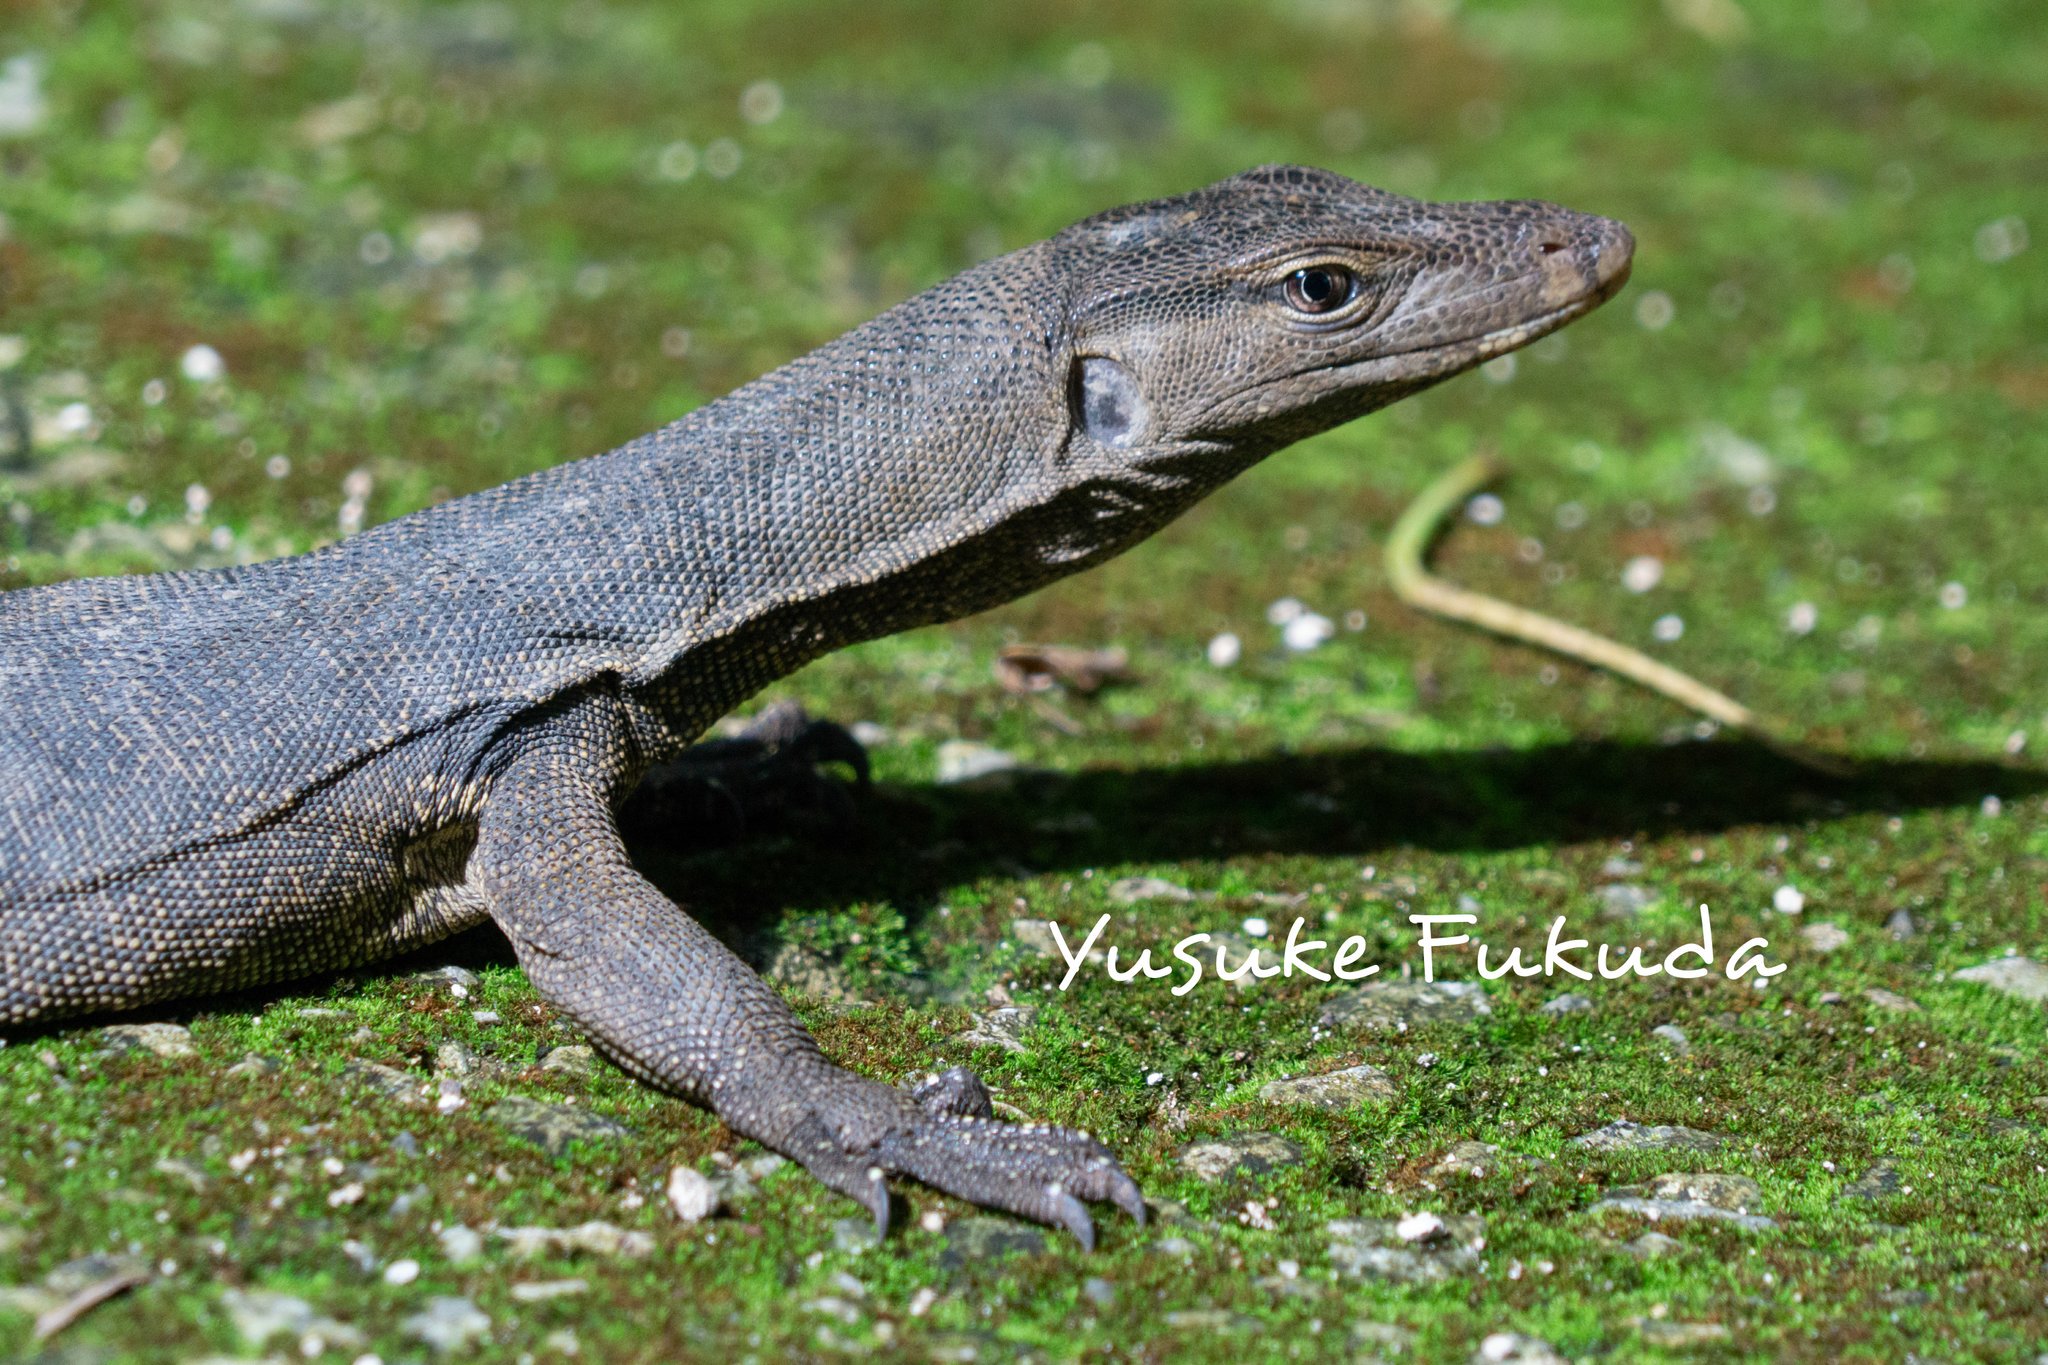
0,166 -> 1631,1245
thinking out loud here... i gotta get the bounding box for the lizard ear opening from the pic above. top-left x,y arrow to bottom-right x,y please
1070,355 -> 1150,449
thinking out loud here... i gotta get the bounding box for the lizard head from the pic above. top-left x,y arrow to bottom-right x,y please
1050,164 -> 1633,456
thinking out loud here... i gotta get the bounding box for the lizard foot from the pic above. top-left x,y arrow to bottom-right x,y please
723,1058 -> 1144,1250
623,700 -> 870,847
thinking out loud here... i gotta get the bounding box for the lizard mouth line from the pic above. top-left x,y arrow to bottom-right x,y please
1404,253 -> 1637,368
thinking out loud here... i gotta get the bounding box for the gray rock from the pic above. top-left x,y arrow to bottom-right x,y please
224,1052 -> 281,1078
344,1058 -> 426,1105
1010,918 -> 1100,963
1424,1141 -> 1538,1180
219,1288 -> 314,1346
434,1039 -> 479,1078
1594,884 -> 1657,919
1800,922 -> 1850,953
1954,957 -> 2048,1003
1862,987 -> 1920,1013
1352,1321 -> 1418,1354
1842,1160 -> 1902,1200
1540,993 -> 1593,1016
540,1044 -> 598,1078
832,1217 -> 881,1254
45,1255 -> 149,1297
1651,1023 -> 1691,1055
1081,1276 -> 1116,1307
806,1293 -> 864,1324
763,942 -> 859,1002
1885,908 -> 1917,939
100,1022 -> 196,1058
495,1221 -> 654,1259
1326,1214 -> 1485,1284
1570,1120 -> 1726,1153
438,1224 -> 484,1263
1258,1064 -> 1397,1111
402,1295 -> 491,1354
1106,876 -> 1195,905
409,965 -> 479,991
939,1215 -> 1047,1268
390,1131 -> 422,1159
1142,1196 -> 1204,1229
738,1152 -> 787,1182
1592,1173 -> 1775,1230
666,1166 -> 721,1223
219,1288 -> 359,1350
1178,1131 -> 1302,1183
849,721 -> 894,748
483,1096 -> 630,1157
1473,1333 -> 1566,1365
1151,1235 -> 1196,1256
153,1156 -> 208,1192
1204,930 -> 1277,991
1623,1231 -> 1686,1258
510,1279 -> 588,1303
1635,1320 -> 1730,1347
935,740 -> 1020,786
955,1006 -> 1039,1054
1320,979 -> 1491,1032
1163,1308 -> 1258,1332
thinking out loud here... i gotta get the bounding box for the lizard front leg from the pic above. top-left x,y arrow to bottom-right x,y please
472,701 -> 1143,1246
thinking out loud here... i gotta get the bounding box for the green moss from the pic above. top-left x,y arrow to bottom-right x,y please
3,0 -> 2045,1359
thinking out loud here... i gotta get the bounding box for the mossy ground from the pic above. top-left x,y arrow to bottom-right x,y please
1,1 -> 2044,1361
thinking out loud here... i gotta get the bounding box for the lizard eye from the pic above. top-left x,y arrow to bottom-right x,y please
1282,265 -> 1354,314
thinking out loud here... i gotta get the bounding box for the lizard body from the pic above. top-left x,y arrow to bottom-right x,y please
0,166 -> 1630,1241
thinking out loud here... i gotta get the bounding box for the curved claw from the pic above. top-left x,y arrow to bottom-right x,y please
1106,1169 -> 1147,1227
1051,1190 -> 1096,1252
863,1167 -> 893,1240
733,1064 -> 1142,1252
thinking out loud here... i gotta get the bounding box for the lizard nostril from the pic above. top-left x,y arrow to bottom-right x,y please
1538,240 -> 1568,255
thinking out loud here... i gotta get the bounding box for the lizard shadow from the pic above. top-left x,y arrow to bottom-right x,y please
18,738 -> 2030,1036
643,736 -> 2042,964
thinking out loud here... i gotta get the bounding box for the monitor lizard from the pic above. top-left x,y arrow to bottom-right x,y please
0,165 -> 1632,1246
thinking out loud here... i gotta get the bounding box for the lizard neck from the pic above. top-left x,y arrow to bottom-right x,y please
408,244 -> 1258,742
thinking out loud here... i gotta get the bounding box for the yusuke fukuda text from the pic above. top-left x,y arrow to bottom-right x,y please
1044,905 -> 1784,996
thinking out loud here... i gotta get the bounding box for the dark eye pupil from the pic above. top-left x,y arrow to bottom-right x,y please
1286,266 -> 1351,312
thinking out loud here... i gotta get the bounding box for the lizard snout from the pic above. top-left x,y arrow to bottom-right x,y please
1534,213 -> 1634,312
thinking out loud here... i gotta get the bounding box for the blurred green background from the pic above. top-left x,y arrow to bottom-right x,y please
1,2 -> 2044,1361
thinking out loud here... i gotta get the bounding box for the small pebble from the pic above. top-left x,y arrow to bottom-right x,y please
1394,1211 -> 1442,1241
1282,612 -> 1334,651
1621,555 -> 1663,593
666,1166 -> 721,1223
180,344 -> 226,383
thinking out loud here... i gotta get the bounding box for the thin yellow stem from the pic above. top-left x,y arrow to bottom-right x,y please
1385,454 -> 1851,778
